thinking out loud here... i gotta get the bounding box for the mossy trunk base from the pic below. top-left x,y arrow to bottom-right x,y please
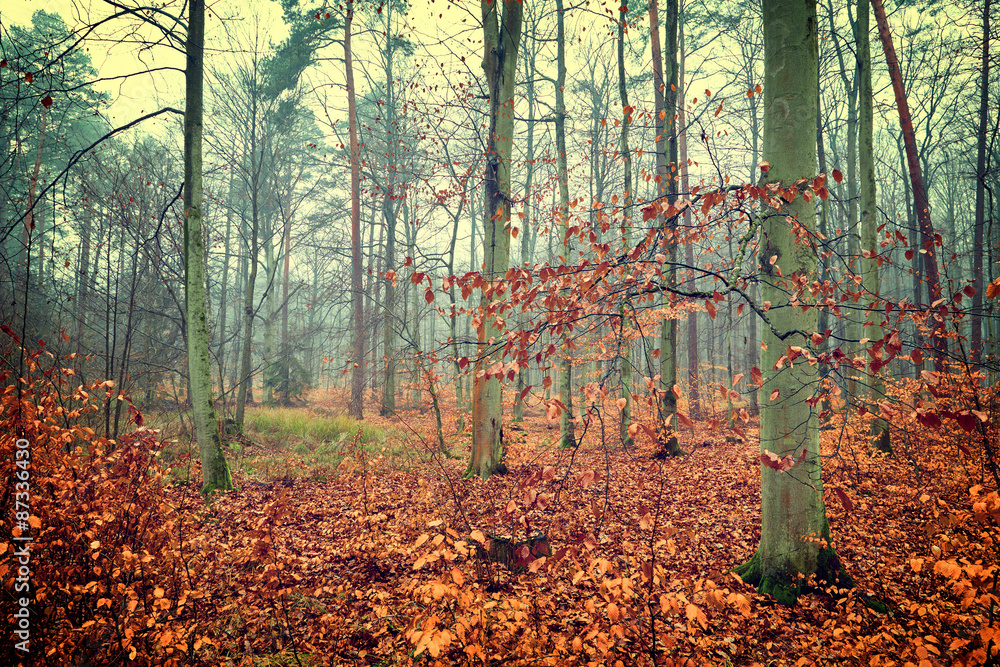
734,545 -> 854,605
653,434 -> 687,460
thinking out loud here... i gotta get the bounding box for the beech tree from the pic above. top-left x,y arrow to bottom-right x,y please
733,0 -> 848,604
184,0 -> 233,495
466,0 -> 524,479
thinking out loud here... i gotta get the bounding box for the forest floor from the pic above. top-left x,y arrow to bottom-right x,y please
140,389 -> 998,665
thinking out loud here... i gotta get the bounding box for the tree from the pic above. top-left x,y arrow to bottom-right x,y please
466,0 -> 524,479
554,0 -> 576,450
184,0 -> 233,495
971,0 -> 991,367
859,0 -> 890,453
733,0 -> 848,604
618,0 -> 636,446
649,0 -> 684,456
871,0 -> 946,371
345,0 -> 365,420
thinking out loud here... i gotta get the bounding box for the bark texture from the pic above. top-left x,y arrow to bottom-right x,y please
733,0 -> 848,604
184,0 -> 233,496
466,0 -> 523,479
346,0 -> 365,419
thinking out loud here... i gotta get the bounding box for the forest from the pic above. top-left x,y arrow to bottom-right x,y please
1,0 -> 999,664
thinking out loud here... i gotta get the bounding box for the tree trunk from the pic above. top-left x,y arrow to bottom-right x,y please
679,18 -> 700,422
971,0 -> 990,367
262,216 -> 277,404
184,0 -> 232,496
235,164 -> 260,429
514,24 -> 539,425
280,209 -> 292,404
858,0 -> 890,453
618,0 -> 635,445
346,0 -> 365,420
466,0 -> 523,479
733,0 -> 849,604
650,0 -> 683,455
381,196 -> 398,415
871,0 -> 946,371
216,165 -> 234,407
554,0 -> 576,450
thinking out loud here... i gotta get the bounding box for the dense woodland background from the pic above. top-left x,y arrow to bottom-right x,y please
2,0 -> 1000,664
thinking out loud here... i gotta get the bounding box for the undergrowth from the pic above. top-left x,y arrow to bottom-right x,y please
2,340 -> 998,666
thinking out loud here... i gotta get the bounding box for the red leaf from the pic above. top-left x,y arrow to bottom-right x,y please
41,95 -> 53,109
769,388 -> 780,401
910,349 -> 923,365
832,169 -> 843,183
750,366 -> 762,386
0,59 -> 7,67
129,403 -> 144,427
424,289 -> 434,304
1,324 -> 21,343
963,285 -> 975,298
833,487 -> 853,513
25,72 -> 33,83
705,300 -> 717,320
61,331 -> 70,343
956,412 -> 977,432
457,356 -> 469,370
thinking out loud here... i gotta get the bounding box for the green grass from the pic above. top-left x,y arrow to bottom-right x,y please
243,407 -> 390,446
235,407 -> 414,482
146,406 -> 414,485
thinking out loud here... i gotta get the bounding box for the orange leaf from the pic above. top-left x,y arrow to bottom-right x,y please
705,300 -> 717,320
769,389 -> 780,401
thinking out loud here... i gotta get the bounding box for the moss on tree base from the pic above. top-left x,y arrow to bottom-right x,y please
653,434 -> 688,459
733,545 -> 854,606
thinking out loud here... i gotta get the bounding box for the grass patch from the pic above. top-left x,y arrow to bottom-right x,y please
236,407 -> 413,482
144,406 -> 414,485
244,407 -> 390,446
